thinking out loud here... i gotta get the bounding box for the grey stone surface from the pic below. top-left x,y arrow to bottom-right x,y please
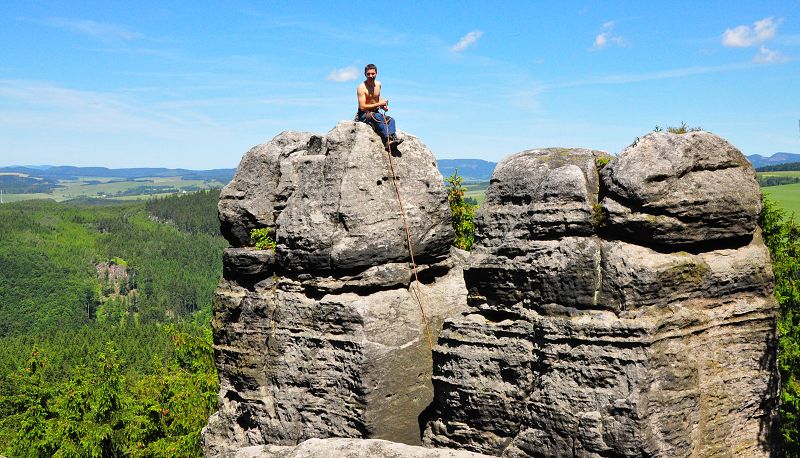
478,148 -> 609,241
204,124 -> 469,455
218,121 -> 453,272
422,142 -> 779,457
204,252 -> 470,455
600,131 -> 762,247
214,438 -> 492,458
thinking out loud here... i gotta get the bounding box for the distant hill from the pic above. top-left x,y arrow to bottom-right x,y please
1,161 -> 499,187
747,153 -> 800,168
437,159 -> 496,181
0,165 -> 236,183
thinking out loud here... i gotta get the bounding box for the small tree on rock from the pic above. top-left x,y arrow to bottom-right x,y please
446,171 -> 476,251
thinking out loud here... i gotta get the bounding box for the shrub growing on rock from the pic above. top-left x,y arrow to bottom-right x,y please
249,228 -> 276,251
446,171 -> 475,251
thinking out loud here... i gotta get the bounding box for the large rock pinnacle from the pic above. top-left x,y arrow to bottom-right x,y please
422,134 -> 779,457
203,123 -> 470,456
218,121 -> 453,272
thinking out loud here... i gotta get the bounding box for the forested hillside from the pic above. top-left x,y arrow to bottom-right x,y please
146,190 -> 221,237
0,193 -> 226,456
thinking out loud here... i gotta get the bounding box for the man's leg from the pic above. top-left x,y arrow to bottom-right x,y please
369,112 -> 391,143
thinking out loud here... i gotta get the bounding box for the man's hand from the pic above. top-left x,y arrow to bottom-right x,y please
381,99 -> 389,110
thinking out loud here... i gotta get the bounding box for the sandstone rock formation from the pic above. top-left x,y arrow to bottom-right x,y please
422,134 -> 779,456
206,128 -> 779,457
203,122 -> 469,455
217,122 -> 452,271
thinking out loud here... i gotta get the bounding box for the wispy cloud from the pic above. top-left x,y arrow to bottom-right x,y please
592,21 -> 625,50
722,17 -> 781,47
544,63 -> 752,90
0,79 -> 207,134
451,30 -> 483,52
41,17 -> 141,42
752,46 -> 789,64
326,66 -> 358,82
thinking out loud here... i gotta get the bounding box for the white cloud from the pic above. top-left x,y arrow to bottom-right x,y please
451,30 -> 483,52
594,33 -> 608,49
42,17 -> 141,41
326,66 -> 358,82
752,46 -> 789,64
722,17 -> 781,47
592,22 -> 625,50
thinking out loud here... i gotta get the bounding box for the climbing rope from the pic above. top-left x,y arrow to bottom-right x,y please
379,108 -> 434,350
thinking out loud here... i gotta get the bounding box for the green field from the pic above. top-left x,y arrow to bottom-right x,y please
763,182 -> 800,219
3,176 -> 226,202
757,171 -> 800,178
464,180 -> 489,204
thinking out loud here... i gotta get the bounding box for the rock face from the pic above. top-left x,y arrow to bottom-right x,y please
422,135 -> 779,456
601,131 -> 762,247
217,122 -> 452,271
203,122 -> 468,455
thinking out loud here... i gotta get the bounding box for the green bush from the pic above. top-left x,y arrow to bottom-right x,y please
250,228 -> 276,250
654,122 -> 702,134
446,171 -> 476,251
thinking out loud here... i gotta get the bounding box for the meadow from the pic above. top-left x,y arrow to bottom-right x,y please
2,176 -> 227,202
464,180 -> 489,204
758,171 -> 800,178
763,182 -> 800,219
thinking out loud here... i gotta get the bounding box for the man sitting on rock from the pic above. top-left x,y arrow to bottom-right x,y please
356,63 -> 403,150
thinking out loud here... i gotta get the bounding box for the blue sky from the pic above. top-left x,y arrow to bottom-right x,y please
1,1 -> 798,168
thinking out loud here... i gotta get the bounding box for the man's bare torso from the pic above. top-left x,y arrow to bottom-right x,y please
358,81 -> 381,111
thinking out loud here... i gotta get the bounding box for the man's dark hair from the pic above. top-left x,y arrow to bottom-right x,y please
364,64 -> 377,75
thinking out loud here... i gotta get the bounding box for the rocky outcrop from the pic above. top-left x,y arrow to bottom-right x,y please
207,128 -> 779,457
217,122 -> 452,271
601,132 -> 762,247
422,134 -> 779,456
203,122 -> 469,455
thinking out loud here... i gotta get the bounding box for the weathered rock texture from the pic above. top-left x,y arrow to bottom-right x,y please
215,438 -> 492,458
422,134 -> 779,456
203,122 -> 469,455
217,122 -> 452,271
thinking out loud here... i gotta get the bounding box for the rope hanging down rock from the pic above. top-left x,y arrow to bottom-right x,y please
379,109 -> 434,350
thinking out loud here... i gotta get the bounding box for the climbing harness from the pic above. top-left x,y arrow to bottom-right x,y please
378,108 -> 434,350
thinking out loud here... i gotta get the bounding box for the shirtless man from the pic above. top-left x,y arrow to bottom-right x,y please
356,64 -> 402,149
